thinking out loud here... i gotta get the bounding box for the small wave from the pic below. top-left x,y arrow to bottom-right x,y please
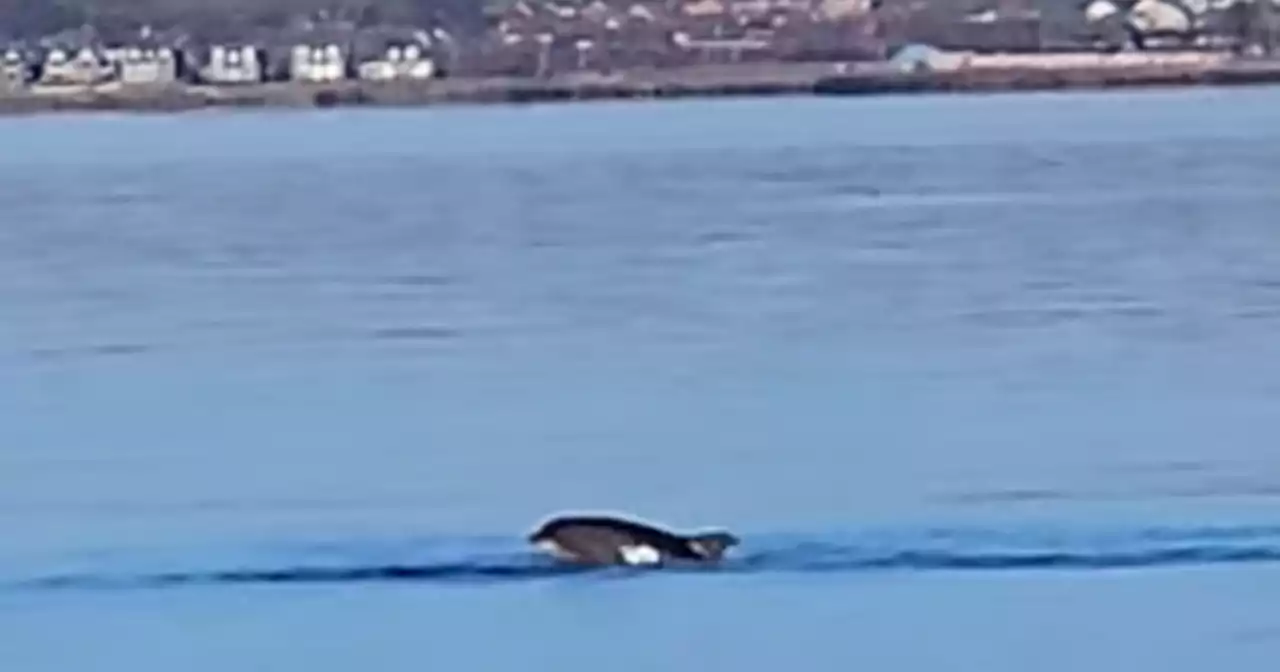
26,342 -> 154,362
18,555 -> 584,590
9,523 -> 1280,592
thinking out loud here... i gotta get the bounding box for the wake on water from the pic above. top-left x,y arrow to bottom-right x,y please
8,522 -> 1280,592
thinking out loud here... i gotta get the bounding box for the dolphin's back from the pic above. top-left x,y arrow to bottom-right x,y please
532,515 -> 696,563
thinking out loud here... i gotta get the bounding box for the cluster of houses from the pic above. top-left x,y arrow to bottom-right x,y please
471,0 -> 887,74
0,0 -> 898,89
473,0 -> 1280,74
0,24 -> 448,92
2,0 -> 1274,93
464,0 -> 1261,77
1079,0 -> 1278,52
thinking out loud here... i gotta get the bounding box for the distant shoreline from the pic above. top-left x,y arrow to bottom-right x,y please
4,59 -> 1280,117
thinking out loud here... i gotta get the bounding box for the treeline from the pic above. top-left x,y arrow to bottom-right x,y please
0,0 -> 490,40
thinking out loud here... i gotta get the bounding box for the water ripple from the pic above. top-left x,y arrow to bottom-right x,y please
8,523 -> 1280,592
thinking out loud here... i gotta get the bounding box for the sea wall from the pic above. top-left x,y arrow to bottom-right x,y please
2,56 -> 1279,116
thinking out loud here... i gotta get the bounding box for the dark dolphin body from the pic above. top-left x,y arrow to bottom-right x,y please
527,513 -> 740,567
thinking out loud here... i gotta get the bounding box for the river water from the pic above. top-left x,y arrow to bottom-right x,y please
4,88 -> 1280,670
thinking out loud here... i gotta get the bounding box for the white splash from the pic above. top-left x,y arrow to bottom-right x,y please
534,539 -> 576,560
618,544 -> 662,566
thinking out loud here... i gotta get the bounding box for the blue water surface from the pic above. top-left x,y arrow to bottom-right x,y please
4,87 -> 1280,671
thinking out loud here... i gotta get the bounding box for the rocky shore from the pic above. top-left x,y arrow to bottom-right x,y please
3,59 -> 1280,116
